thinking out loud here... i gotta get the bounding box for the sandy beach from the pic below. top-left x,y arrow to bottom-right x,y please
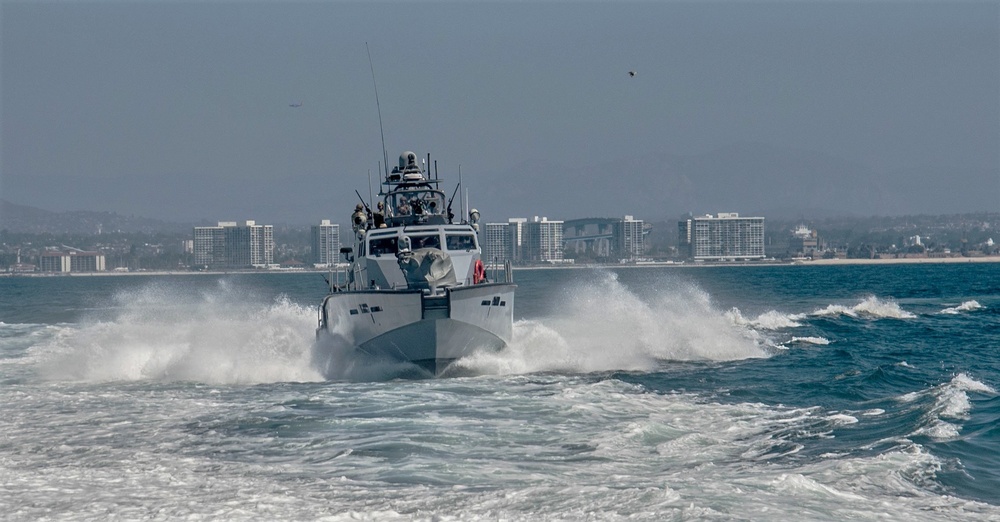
795,255 -> 1000,266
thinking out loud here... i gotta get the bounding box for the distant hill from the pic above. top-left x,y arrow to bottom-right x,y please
0,200 -> 190,234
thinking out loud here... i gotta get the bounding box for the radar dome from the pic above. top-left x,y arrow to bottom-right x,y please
399,151 -> 418,169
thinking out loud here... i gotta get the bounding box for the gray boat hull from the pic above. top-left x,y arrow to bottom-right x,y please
317,282 -> 515,375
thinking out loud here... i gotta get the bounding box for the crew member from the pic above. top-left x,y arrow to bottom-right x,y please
373,202 -> 386,228
351,204 -> 367,231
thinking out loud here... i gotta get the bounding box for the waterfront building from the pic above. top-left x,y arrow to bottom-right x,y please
612,215 -> 646,260
193,223 -> 227,267
506,218 -> 528,264
483,217 -> 567,265
678,213 -> 765,261
482,222 -> 512,269
192,220 -> 274,269
38,247 -> 106,273
523,217 -> 564,263
311,220 -> 341,267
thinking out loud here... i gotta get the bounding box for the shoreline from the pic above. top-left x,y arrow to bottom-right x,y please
4,255 -> 999,277
793,255 -> 1000,266
517,255 -> 1000,270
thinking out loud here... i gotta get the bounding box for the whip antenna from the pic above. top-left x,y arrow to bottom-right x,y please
366,42 -> 389,179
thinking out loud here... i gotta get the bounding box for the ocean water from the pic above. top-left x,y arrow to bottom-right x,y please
1,264 -> 999,520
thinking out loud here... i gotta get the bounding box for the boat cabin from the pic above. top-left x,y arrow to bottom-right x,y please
359,226 -> 481,290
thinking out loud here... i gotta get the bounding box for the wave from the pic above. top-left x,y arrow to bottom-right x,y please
939,300 -> 983,315
726,308 -> 803,330
456,271 -> 771,375
900,373 -> 996,441
788,336 -> 831,346
726,295 -> 917,332
34,281 -> 323,384
810,295 -> 916,320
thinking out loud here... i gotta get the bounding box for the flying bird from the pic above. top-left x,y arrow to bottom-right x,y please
289,102 -> 302,108
628,71 -> 636,77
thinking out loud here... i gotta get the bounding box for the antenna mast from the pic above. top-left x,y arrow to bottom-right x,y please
366,42 -> 389,179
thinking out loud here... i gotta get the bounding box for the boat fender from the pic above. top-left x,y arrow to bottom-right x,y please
473,259 -> 486,284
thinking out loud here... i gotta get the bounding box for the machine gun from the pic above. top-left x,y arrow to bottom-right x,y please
446,183 -> 461,223
355,190 -> 373,216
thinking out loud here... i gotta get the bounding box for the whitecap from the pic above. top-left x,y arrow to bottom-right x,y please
811,296 -> 915,319
913,420 -> 962,441
939,300 -> 983,315
789,336 -> 831,346
826,413 -> 859,425
902,373 -> 995,442
950,372 -> 996,394
727,308 -> 803,330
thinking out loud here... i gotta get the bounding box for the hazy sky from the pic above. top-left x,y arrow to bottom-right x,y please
2,1 -> 998,225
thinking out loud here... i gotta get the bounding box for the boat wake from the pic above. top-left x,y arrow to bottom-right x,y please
454,271 -> 771,375
36,273 -> 771,383
34,281 -> 324,384
30,276 -> 951,383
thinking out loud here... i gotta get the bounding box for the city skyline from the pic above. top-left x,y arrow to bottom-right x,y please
2,2 -> 997,224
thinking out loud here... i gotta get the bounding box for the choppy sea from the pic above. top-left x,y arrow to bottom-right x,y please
1,263 -> 999,520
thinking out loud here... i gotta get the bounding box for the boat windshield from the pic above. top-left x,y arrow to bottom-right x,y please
408,234 -> 441,250
446,233 -> 477,251
369,237 -> 398,256
388,189 -> 446,218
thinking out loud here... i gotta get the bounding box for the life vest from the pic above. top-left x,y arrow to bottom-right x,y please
473,260 -> 486,284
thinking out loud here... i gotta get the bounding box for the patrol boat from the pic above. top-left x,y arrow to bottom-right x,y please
316,151 -> 515,375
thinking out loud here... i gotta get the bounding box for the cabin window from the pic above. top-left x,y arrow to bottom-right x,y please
409,234 -> 441,250
369,237 -> 398,256
446,234 -> 476,251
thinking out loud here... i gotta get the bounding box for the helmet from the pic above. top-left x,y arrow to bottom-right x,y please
377,202 -> 384,209
355,204 -> 363,211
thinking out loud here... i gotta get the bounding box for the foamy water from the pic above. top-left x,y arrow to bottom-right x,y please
458,272 -> 769,375
1,266 -> 999,519
34,282 -> 323,384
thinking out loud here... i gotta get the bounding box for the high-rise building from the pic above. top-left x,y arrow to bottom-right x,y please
193,223 -> 227,267
506,218 -> 528,263
678,213 -> 765,261
193,220 -> 273,269
482,222 -> 512,269
523,217 -> 564,263
311,220 -> 341,266
612,215 -> 645,260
